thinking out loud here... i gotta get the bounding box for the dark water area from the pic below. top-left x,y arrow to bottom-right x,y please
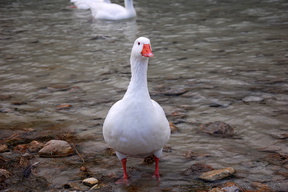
0,0 -> 288,191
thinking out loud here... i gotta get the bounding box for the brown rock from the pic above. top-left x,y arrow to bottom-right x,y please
56,104 -> 72,110
0,169 -> 12,183
28,140 -> 45,153
169,122 -> 179,133
38,140 -> 74,157
200,121 -> 234,137
199,167 -> 236,181
13,144 -> 29,153
183,150 -> 210,160
209,188 -> 224,192
182,163 -> 214,176
251,182 -> 273,192
0,144 -> 9,152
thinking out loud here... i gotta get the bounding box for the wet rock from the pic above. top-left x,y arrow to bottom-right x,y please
183,150 -> 210,160
13,144 -> 29,153
264,153 -> 288,166
209,101 -> 231,108
163,144 -> 172,153
80,166 -> 88,172
0,95 -> 12,100
56,104 -> 72,110
142,155 -> 155,165
221,182 -> 241,192
221,186 -> 239,192
209,188 -> 224,192
0,144 -> 9,152
28,140 -> 45,153
82,177 -> 99,187
0,169 -> 12,183
38,140 -> 74,157
11,101 -> 28,105
165,87 -> 187,96
242,96 -> 264,102
182,162 -> 214,176
169,122 -> 179,133
199,167 -> 236,181
199,121 -> 234,137
251,182 -> 273,192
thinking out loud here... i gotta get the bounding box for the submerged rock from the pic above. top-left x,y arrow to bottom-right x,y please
251,182 -> 273,192
199,167 -> 236,181
38,140 -> 74,157
200,121 -> 234,137
242,96 -> 264,102
182,162 -> 214,176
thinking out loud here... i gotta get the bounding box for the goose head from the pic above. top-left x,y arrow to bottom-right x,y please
131,37 -> 154,58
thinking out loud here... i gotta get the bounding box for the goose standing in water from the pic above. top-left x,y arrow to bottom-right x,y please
103,37 -> 170,184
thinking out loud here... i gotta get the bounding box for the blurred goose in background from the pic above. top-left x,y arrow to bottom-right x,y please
74,0 -> 136,20
70,0 -> 111,10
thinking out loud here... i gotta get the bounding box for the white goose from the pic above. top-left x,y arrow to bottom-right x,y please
90,0 -> 136,20
70,0 -> 111,10
103,37 -> 170,184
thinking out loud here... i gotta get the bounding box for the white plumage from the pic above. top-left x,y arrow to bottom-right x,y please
103,37 -> 170,183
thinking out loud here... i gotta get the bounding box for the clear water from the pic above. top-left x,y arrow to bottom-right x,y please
0,0 -> 287,191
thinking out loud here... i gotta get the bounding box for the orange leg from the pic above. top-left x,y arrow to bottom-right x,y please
153,156 -> 160,179
116,158 -> 129,184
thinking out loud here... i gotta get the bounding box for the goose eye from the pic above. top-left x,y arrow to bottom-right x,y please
138,42 -> 140,45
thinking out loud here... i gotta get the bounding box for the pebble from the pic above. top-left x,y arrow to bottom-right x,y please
199,121 -> 234,137
0,144 -> 8,152
169,122 -> 179,133
38,140 -> 74,157
0,169 -> 12,182
28,140 -> 45,153
82,177 -> 99,187
182,163 -> 214,176
199,167 -> 236,181
56,104 -> 72,110
242,96 -> 264,102
251,182 -> 272,191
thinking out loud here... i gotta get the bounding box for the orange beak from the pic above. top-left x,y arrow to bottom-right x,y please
141,44 -> 154,57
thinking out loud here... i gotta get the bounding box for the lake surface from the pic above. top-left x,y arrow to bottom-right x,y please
0,0 -> 287,191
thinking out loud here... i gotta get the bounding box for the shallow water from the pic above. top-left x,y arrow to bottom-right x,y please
0,0 -> 288,191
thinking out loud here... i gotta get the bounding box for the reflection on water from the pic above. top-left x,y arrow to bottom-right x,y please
0,0 -> 288,191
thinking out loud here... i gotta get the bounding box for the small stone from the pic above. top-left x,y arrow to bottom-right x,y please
242,96 -> 264,102
82,177 -> 99,187
209,188 -> 224,192
56,104 -> 72,110
28,140 -> 45,153
169,122 -> 179,133
222,186 -> 239,192
0,169 -> 12,182
13,144 -> 29,153
38,140 -> 74,157
80,166 -> 88,172
11,101 -> 27,105
251,182 -> 272,192
182,163 -> 214,176
183,150 -> 210,160
200,121 -> 234,137
0,144 -> 9,153
199,167 -> 236,181
142,155 -> 155,165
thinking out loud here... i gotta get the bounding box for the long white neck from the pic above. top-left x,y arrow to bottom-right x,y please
124,55 -> 150,99
124,0 -> 135,11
